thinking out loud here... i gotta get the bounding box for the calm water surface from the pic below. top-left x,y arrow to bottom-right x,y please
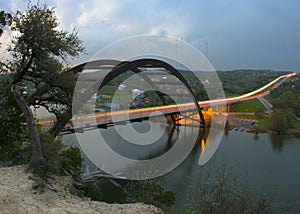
63,121 -> 300,212
163,130 -> 300,212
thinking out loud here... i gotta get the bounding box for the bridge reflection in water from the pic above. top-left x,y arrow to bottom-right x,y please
61,109 -> 225,174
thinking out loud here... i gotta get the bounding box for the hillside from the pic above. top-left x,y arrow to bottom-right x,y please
0,165 -> 161,214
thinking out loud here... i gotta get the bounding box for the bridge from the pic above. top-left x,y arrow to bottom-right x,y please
38,58 -> 296,133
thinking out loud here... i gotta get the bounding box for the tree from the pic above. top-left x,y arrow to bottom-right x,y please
0,74 -> 28,163
6,3 -> 85,168
0,10 -> 12,36
0,11 -> 27,164
271,110 -> 288,135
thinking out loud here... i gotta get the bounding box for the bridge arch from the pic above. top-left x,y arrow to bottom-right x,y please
71,58 -> 205,127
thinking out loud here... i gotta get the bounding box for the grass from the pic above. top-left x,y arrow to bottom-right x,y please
235,114 -> 300,135
235,114 -> 272,132
232,98 -> 266,113
252,118 -> 272,132
235,114 -> 258,119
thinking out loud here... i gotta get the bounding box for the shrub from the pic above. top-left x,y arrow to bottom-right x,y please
126,179 -> 175,209
81,183 -> 104,201
0,75 -> 29,164
190,165 -> 274,214
60,146 -> 83,175
34,131 -> 83,177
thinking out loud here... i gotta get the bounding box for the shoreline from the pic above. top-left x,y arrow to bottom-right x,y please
227,113 -> 300,138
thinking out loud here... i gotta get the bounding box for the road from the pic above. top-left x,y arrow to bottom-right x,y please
38,72 -> 297,130
258,96 -> 273,114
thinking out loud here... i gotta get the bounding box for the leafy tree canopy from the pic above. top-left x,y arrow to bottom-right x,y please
0,10 -> 12,36
3,2 -> 85,168
9,3 -> 86,126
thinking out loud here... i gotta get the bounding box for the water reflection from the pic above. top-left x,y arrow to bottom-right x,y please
102,122 -> 177,160
63,118 -> 300,212
161,130 -> 300,212
269,134 -> 285,152
69,112 -> 211,180
253,133 -> 259,141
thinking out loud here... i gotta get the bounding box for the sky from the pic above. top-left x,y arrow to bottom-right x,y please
1,0 -> 300,71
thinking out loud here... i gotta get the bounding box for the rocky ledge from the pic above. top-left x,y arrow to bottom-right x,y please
0,165 -> 162,214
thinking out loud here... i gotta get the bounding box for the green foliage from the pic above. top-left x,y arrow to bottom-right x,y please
126,179 -> 175,209
269,76 -> 300,117
67,182 -> 104,201
235,114 -> 272,133
12,4 -> 85,63
217,70 -> 288,96
0,10 -> 12,36
81,183 -> 104,201
35,132 -> 63,177
34,132 -> 83,177
2,2 -> 85,168
266,75 -> 300,135
271,110 -> 289,135
273,92 -> 300,118
0,75 -> 29,164
190,165 -> 274,214
9,3 -> 84,111
8,2 -> 85,126
66,184 -> 85,198
60,147 -> 84,174
251,125 -> 268,134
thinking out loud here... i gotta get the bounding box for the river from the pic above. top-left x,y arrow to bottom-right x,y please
63,120 -> 300,212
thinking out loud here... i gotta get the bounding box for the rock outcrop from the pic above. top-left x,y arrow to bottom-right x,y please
0,165 -> 162,214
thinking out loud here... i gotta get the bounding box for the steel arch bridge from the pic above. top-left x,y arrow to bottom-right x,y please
71,58 -> 206,128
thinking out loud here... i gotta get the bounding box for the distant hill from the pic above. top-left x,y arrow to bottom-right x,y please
180,69 -> 290,97
216,70 -> 289,96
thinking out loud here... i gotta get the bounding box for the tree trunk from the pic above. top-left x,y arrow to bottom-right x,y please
49,107 -> 72,137
49,81 -> 99,137
11,85 -> 46,167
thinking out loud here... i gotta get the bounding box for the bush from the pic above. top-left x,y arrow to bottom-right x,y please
60,146 -> 83,174
0,75 -> 29,164
81,183 -> 104,201
190,165 -> 274,214
67,182 -> 104,202
125,179 -> 175,209
34,131 -> 83,177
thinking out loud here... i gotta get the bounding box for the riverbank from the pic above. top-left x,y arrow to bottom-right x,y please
0,165 -> 162,214
228,113 -> 300,137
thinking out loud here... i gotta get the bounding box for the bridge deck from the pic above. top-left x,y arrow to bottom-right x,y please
37,73 -> 296,132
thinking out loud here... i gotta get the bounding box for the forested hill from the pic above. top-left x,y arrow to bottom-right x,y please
216,70 -> 290,96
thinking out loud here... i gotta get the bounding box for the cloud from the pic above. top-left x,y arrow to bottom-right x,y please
2,0 -> 300,70
51,0 -> 192,63
74,0 -> 117,28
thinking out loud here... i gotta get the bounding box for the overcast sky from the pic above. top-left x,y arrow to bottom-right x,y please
1,0 -> 300,71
